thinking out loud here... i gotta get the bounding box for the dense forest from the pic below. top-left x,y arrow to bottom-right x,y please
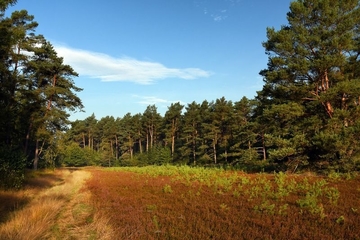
1,0 -> 360,188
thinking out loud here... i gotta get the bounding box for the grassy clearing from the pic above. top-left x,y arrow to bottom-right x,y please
88,166 -> 360,239
1,166 -> 359,239
0,168 -> 113,240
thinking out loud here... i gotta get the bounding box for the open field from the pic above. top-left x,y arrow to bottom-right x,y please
87,166 -> 360,239
1,166 -> 360,239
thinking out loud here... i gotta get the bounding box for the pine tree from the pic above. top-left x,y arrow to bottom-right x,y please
257,0 -> 360,170
24,37 -> 83,169
142,105 -> 162,151
181,101 -> 201,164
164,102 -> 184,160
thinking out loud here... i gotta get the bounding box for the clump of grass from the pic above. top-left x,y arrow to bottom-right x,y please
162,184 -> 173,194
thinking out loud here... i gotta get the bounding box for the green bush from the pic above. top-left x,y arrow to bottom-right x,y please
0,146 -> 26,189
62,143 -> 90,167
134,145 -> 172,166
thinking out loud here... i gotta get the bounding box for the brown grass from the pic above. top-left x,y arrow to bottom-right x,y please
0,168 -> 113,240
0,170 -> 63,224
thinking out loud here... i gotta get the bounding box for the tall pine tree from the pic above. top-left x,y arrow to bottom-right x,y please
257,0 -> 360,171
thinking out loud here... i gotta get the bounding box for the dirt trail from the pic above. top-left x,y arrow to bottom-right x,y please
51,169 -> 114,240
0,169 -> 113,240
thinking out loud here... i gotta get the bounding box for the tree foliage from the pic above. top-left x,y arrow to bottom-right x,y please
257,0 -> 360,171
0,1 -> 83,188
63,0 -> 360,173
3,0 -> 360,185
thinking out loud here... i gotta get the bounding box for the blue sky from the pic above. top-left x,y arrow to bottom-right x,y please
8,0 -> 292,120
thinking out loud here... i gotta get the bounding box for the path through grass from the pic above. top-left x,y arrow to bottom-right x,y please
0,168 -> 113,240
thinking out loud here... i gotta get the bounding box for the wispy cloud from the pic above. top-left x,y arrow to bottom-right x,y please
132,95 -> 185,106
211,9 -> 228,21
195,0 -> 240,22
54,45 -> 212,84
136,96 -> 168,105
212,14 -> 227,22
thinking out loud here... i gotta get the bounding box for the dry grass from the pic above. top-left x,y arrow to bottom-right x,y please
51,170 -> 115,240
0,168 -> 114,240
0,170 -> 63,225
0,170 -> 67,240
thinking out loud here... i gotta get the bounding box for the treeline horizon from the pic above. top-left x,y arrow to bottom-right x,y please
63,97 -> 266,169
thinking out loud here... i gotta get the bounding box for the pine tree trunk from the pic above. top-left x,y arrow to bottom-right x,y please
24,122 -> 32,155
262,133 -> 266,161
33,139 -> 39,170
322,70 -> 334,118
88,131 -> 91,149
115,135 -> 118,160
193,137 -> 196,165
171,135 -> 175,157
213,140 -> 217,164
150,126 -> 154,149
129,135 -> 133,159
82,133 -> 86,147
139,136 -> 143,153
171,119 -> 176,157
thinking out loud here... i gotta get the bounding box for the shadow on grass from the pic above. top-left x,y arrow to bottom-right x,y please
0,192 -> 31,224
24,170 -> 65,189
0,170 -> 66,224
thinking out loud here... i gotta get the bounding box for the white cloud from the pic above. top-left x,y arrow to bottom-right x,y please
136,96 -> 168,105
54,45 -> 212,84
132,95 -> 185,106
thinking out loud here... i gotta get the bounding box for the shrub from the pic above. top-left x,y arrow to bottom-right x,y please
62,143 -> 89,167
0,146 -> 26,189
134,145 -> 172,166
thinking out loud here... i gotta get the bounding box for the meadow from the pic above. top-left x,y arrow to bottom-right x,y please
87,166 -> 360,239
0,166 -> 359,239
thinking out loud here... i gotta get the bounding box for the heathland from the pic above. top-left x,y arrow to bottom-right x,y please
1,166 -> 359,239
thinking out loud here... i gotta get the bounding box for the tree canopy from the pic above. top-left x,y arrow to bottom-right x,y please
257,0 -> 360,171
0,1 -> 83,188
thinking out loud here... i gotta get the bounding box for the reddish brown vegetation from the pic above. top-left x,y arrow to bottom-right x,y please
87,169 -> 360,239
